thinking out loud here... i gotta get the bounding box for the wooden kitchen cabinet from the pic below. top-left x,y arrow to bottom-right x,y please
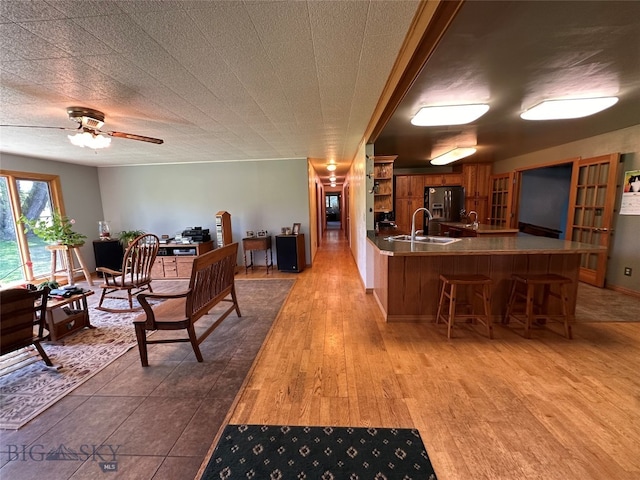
394,175 -> 426,233
424,173 -> 462,186
152,240 -> 214,279
462,163 -> 492,222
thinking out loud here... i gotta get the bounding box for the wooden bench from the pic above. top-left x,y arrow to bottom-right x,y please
135,242 -> 241,367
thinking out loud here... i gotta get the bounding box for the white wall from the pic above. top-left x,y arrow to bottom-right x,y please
494,124 -> 640,293
348,142 -> 369,288
98,159 -> 310,268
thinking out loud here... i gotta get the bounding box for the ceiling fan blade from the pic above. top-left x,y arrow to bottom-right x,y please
0,124 -> 80,132
107,131 -> 164,144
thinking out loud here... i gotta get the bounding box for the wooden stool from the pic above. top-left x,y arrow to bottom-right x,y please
503,274 -> 572,339
436,274 -> 493,339
46,244 -> 94,286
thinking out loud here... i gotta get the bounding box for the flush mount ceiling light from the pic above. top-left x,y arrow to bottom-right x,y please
68,131 -> 111,149
411,104 -> 490,126
330,183 -> 336,187
430,147 -> 477,166
329,175 -> 336,182
520,96 -> 619,120
326,164 -> 337,172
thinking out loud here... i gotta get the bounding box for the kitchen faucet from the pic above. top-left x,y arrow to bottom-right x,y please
411,207 -> 433,241
468,210 -> 478,228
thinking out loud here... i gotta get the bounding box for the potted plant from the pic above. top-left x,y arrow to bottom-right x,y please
118,229 -> 145,246
19,210 -> 87,246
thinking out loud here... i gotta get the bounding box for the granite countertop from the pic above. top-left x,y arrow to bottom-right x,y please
367,231 -> 606,256
439,222 -> 520,234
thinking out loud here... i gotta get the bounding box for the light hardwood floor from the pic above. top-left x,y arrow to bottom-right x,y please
226,227 -> 640,480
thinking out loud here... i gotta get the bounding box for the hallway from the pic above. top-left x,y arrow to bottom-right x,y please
226,227 -> 640,479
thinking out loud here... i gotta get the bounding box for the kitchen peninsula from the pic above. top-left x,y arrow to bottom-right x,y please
367,232 -> 605,322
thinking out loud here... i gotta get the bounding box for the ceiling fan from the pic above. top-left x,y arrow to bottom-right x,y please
1,106 -> 164,148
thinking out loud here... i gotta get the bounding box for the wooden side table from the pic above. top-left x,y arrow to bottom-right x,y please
43,290 -> 95,341
46,244 -> 94,286
242,236 -> 273,274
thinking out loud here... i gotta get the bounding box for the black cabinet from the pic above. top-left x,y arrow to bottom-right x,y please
93,240 -> 124,276
276,234 -> 306,272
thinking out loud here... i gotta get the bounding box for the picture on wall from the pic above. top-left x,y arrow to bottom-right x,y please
620,169 -> 640,215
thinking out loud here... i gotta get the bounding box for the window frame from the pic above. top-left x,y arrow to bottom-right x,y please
1,169 -> 65,284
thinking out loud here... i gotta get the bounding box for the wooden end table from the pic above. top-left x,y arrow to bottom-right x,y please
42,290 -> 95,341
242,236 -> 273,274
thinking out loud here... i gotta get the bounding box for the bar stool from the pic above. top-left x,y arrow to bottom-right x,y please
436,274 -> 493,339
503,273 -> 572,339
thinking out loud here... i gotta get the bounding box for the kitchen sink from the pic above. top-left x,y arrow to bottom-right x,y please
385,234 -> 461,245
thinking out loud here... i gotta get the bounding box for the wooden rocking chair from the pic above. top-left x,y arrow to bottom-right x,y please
96,233 -> 160,312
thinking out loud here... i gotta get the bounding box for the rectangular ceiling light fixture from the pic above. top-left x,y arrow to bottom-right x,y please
411,104 -> 490,126
520,96 -> 618,120
430,147 -> 477,165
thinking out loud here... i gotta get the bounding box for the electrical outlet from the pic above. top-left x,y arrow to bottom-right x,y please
624,267 -> 632,276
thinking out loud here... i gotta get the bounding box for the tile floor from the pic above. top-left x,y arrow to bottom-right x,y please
0,275 -> 290,480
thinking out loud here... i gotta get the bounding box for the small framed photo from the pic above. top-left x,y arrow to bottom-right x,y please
292,223 -> 301,235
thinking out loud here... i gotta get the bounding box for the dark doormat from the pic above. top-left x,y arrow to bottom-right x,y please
201,424 -> 437,479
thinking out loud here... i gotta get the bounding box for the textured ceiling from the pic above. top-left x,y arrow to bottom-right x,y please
374,0 -> 640,170
0,0 -> 419,183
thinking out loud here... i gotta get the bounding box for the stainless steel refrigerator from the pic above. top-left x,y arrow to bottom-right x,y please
424,186 -> 465,235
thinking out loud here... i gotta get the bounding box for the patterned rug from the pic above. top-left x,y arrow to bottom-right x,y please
201,424 -> 438,480
0,304 -> 144,429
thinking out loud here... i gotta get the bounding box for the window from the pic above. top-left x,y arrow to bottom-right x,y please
0,170 -> 64,287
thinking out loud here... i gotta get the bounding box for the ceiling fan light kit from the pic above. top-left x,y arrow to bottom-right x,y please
411,104 -> 490,126
430,147 -> 477,166
520,96 -> 619,120
68,131 -> 111,149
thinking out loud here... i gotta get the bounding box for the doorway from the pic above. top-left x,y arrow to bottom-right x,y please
326,193 -> 341,229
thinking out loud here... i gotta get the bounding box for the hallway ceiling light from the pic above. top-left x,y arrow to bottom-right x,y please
329,175 -> 336,182
326,164 -> 337,172
430,147 -> 477,165
330,183 -> 336,187
411,104 -> 490,126
520,96 -> 619,120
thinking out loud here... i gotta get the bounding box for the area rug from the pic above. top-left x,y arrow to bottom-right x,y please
201,424 -> 438,480
0,279 -> 295,430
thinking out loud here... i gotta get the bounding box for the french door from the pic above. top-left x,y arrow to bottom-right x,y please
566,153 -> 620,287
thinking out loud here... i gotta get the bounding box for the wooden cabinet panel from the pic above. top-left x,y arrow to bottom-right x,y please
462,163 -> 492,197
152,241 -> 213,279
395,175 -> 411,198
410,175 -> 426,197
424,173 -> 462,186
394,198 -> 416,233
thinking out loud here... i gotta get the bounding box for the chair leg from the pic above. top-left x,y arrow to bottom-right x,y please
559,283 -> 572,339
503,280 -> 517,324
447,284 -> 457,339
33,340 -> 53,366
97,287 -> 108,310
127,289 -> 134,311
134,323 -> 149,367
436,280 -> 446,324
524,284 -> 534,339
482,284 -> 493,339
186,324 -> 204,362
231,285 -> 242,317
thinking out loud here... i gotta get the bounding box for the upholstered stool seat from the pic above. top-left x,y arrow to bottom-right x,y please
503,273 -> 572,339
436,274 -> 493,339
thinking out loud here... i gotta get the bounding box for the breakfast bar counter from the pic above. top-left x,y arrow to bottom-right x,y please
367,231 -> 605,322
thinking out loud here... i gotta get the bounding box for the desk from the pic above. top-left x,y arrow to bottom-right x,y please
242,236 -> 273,274
43,290 -> 95,341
